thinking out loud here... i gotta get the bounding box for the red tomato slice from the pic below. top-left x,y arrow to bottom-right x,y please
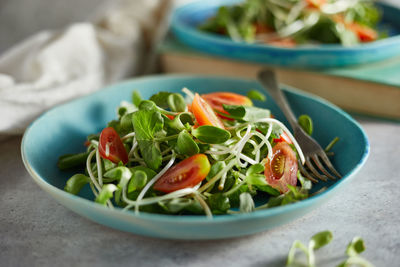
201,92 -> 253,119
347,23 -> 378,42
191,93 -> 225,128
154,154 -> 211,193
98,127 -> 129,165
273,132 -> 293,144
306,0 -> 326,8
264,142 -> 298,193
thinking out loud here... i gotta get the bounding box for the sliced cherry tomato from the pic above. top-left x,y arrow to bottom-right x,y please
201,92 -> 253,119
264,142 -> 298,193
154,154 -> 211,193
306,0 -> 326,9
165,114 -> 175,120
347,23 -> 378,42
191,93 -> 225,128
273,132 -> 293,144
98,127 -> 129,165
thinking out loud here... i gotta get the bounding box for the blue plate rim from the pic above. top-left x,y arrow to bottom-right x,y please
171,0 -> 400,53
21,74 -> 370,223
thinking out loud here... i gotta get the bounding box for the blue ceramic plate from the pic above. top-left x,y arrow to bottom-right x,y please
21,75 -> 369,240
171,0 -> 400,68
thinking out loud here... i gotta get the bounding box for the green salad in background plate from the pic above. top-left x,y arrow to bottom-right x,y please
199,0 -> 383,47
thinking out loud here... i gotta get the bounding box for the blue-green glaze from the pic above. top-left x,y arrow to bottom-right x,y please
171,0 -> 400,68
21,75 -> 369,239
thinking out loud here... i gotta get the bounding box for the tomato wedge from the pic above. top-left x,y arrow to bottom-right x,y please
347,23 -> 378,42
273,132 -> 293,144
154,154 -> 211,193
201,92 -> 253,119
98,127 -> 129,165
306,0 -> 326,9
264,142 -> 298,193
191,93 -> 225,128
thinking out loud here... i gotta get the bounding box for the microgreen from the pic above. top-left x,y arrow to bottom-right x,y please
167,93 -> 186,112
239,192 -> 255,213
192,125 -> 231,144
176,130 -> 200,156
298,114 -> 313,135
132,90 -> 142,107
222,105 -> 271,121
337,237 -> 374,267
64,174 -> 90,195
286,231 -> 374,267
286,230 -> 333,267
131,109 -> 164,170
95,184 -> 118,205
247,89 -> 266,101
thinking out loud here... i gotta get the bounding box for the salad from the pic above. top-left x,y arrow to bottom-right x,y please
199,0 -> 383,47
58,88 -> 322,218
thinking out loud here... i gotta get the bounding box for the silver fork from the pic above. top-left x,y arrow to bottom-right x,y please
257,69 -> 341,183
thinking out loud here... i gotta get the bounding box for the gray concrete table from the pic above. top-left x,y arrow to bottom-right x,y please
1,0 -> 399,266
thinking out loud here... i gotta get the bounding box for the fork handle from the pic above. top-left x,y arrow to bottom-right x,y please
258,69 -> 301,132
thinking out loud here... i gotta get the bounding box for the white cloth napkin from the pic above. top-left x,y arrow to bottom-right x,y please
0,0 -> 172,135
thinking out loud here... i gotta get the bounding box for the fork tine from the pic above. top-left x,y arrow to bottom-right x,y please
318,151 -> 342,178
304,156 -> 328,182
298,161 -> 318,183
311,155 -> 336,180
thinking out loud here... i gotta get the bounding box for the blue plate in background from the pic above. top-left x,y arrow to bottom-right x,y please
171,0 -> 400,68
21,75 -> 369,239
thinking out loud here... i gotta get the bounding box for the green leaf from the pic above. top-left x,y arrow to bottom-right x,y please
95,184 -> 117,205
129,166 -> 157,180
132,109 -> 164,170
132,90 -> 142,107
286,240 -> 308,267
138,100 -> 157,111
298,114 -> 313,135
58,152 -> 90,170
297,171 -> 312,191
206,161 -> 226,181
346,237 -> 366,257
207,193 -> 230,214
255,185 -> 280,196
223,105 -> 271,121
176,130 -> 199,156
138,140 -> 162,170
64,174 -> 90,195
167,93 -> 186,112
159,198 -> 195,213
222,105 -> 246,119
163,112 -> 194,135
310,231 -> 333,250
246,163 -> 264,175
103,166 -> 132,181
127,170 -> 147,193
247,90 -> 266,101
192,125 -> 231,144
149,91 -> 171,109
246,173 -> 268,186
120,112 -> 134,132
132,109 -> 163,140
239,192 -> 255,213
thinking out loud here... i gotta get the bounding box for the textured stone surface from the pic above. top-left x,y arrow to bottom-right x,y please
1,0 -> 400,266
